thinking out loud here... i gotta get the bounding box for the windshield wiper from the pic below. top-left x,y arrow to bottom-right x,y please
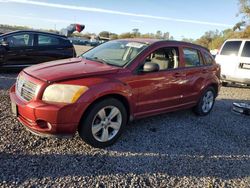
84,56 -> 108,65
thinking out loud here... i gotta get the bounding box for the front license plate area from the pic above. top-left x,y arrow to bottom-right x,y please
11,102 -> 17,117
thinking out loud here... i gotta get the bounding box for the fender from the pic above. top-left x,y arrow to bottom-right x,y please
76,77 -> 135,120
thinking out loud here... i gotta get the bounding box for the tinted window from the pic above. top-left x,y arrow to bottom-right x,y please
38,35 -> 60,46
204,52 -> 214,65
145,47 -> 179,70
241,42 -> 250,57
60,38 -> 71,46
5,33 -> 34,47
220,41 -> 241,55
183,48 -> 203,67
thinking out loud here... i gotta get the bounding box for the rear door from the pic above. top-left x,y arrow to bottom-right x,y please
179,47 -> 209,104
35,34 -> 73,64
238,41 -> 250,79
216,41 -> 242,77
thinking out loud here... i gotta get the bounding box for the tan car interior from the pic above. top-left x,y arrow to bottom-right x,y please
146,48 -> 179,70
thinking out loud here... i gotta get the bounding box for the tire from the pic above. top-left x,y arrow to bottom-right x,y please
193,87 -> 215,116
78,98 -> 127,148
222,82 -> 228,87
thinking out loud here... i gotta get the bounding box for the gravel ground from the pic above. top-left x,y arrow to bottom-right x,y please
0,74 -> 250,187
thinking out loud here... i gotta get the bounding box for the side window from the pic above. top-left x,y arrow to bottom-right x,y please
145,47 -> 179,70
241,42 -> 250,57
60,38 -> 70,46
220,41 -> 242,56
183,48 -> 203,67
5,33 -> 34,47
204,52 -> 214,65
38,35 -> 60,46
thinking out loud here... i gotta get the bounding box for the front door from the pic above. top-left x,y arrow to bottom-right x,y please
132,46 -> 186,117
2,33 -> 35,66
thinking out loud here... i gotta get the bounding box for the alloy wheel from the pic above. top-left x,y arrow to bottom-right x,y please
201,91 -> 214,113
91,106 -> 122,142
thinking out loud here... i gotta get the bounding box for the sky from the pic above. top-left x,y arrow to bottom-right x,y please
0,0 -> 242,40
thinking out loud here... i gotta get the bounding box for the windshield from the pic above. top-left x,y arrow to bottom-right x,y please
81,40 -> 148,67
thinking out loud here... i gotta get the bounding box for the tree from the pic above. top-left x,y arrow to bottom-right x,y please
110,33 -> 118,40
132,28 -> 140,37
141,33 -> 155,38
233,21 -> 246,31
182,38 -> 195,43
239,0 -> 250,19
155,30 -> 163,39
99,31 -> 110,38
163,32 -> 170,40
119,32 -> 133,39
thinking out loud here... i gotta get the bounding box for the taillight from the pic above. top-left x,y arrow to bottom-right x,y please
239,63 -> 250,69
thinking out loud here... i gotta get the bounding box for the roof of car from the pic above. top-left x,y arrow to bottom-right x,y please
0,30 -> 67,38
117,38 -> 209,51
224,38 -> 250,42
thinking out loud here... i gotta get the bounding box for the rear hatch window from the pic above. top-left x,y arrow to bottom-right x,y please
241,42 -> 250,57
220,41 -> 242,56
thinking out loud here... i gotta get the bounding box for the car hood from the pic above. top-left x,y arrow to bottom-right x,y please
24,57 -> 121,82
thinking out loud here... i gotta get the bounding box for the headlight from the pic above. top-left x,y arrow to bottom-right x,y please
42,84 -> 88,103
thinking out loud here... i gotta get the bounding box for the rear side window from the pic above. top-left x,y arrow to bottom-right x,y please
220,41 -> 242,56
241,42 -> 250,57
183,48 -> 203,67
204,52 -> 214,65
38,35 -> 60,46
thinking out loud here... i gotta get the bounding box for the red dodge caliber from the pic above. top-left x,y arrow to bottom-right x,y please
10,39 -> 221,148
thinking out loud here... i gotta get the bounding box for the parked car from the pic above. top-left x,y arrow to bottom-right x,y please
0,30 -> 76,69
216,39 -> 250,86
10,39 -> 221,148
68,37 -> 90,46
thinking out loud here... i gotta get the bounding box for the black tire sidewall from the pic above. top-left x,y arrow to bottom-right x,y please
79,98 -> 127,148
222,82 -> 228,87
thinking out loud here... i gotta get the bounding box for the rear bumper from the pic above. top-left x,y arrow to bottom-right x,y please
9,85 -> 88,137
221,75 -> 250,84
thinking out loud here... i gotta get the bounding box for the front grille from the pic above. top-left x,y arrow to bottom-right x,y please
16,76 -> 37,101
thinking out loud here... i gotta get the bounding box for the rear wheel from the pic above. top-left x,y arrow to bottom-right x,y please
78,98 -> 127,148
194,87 -> 215,116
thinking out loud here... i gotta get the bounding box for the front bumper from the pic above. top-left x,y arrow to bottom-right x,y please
10,85 -> 88,137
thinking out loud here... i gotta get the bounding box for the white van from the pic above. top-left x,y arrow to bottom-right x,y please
215,39 -> 250,86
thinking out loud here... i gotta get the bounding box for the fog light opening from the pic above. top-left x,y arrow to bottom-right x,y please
36,120 -> 52,130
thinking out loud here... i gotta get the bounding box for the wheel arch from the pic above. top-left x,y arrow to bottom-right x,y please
207,82 -> 219,97
78,93 -> 132,130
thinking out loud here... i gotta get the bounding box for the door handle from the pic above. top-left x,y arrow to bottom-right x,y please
173,72 -> 185,77
202,69 -> 208,73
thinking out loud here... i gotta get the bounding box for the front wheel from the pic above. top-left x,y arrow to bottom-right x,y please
194,87 -> 215,116
78,98 -> 127,148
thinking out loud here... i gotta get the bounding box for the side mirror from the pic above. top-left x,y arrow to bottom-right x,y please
1,41 -> 9,48
141,62 -> 159,73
